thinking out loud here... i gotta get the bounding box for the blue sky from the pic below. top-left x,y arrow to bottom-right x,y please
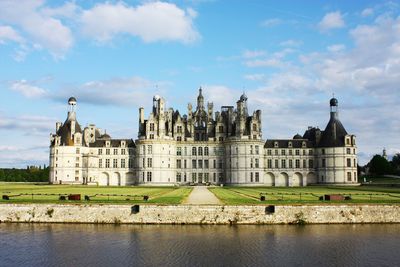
1,0 -> 399,167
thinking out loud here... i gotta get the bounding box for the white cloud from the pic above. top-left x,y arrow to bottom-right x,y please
0,25 -> 24,44
245,58 -> 284,68
243,74 -> 265,81
261,18 -> 282,27
242,49 -> 266,58
81,1 -> 199,43
361,8 -> 374,17
10,80 -> 47,98
0,0 -> 74,58
327,44 -> 345,52
280,39 -> 303,47
318,11 -> 345,31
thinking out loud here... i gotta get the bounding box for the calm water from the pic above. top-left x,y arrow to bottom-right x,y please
1,223 -> 399,267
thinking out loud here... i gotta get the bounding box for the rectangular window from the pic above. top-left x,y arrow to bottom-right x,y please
213,160 -> 216,169
250,172 -> 253,182
147,158 -> 152,168
113,159 -> 118,168
281,159 -> 286,168
218,125 -> 224,133
114,149 -> 118,155
147,172 -> 152,182
295,149 -> 300,156
177,159 -> 182,169
354,159 -> 356,167
250,145 -> 253,154
76,148 -> 80,154
192,147 -> 197,156
192,160 -> 197,169
99,159 -> 102,168
255,158 -> 259,168
121,159 -> 125,168
176,172 -> 182,182
75,163 -> 79,167
177,147 -> 182,156
309,150 -> 313,155
204,159 -> 209,169
274,159 -> 279,168
289,150 -> 292,156
289,159 -> 293,168
275,150 -> 278,156
105,159 -> 110,168
184,160 -> 187,168
309,159 -> 314,168
198,160 -> 203,169
267,149 -> 272,156
322,159 -> 326,167
322,149 -> 325,155
295,159 -> 300,168
150,123 -> 154,131
347,172 -> 352,181
218,160 -> 223,169
192,173 -> 197,182
148,145 -> 152,154
198,147 -> 203,156
177,125 -> 182,133
303,159 -> 307,168
255,172 -> 259,182
347,158 -> 351,167
204,147 -> 209,156
255,146 -> 259,155
106,149 -> 110,155
121,149 -> 126,155
281,149 -> 285,156
149,134 -> 154,139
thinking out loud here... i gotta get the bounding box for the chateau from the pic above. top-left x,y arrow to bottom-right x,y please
49,89 -> 358,186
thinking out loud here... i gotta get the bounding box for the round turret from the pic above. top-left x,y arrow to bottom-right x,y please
293,134 -> 302,139
330,97 -> 338,107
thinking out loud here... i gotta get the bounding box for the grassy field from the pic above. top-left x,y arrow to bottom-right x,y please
0,183 -> 192,205
210,186 -> 400,205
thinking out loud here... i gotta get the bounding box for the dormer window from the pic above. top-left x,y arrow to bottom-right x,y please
288,142 -> 292,148
106,141 -> 110,147
121,141 -> 126,147
274,142 -> 278,148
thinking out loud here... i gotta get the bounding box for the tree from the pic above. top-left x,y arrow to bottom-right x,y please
391,153 -> 400,174
368,155 -> 393,176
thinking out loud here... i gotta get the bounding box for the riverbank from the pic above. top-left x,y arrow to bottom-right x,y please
1,204 -> 399,224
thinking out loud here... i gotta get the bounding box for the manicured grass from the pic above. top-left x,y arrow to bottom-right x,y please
0,183 -> 192,205
210,186 -> 400,205
361,176 -> 400,184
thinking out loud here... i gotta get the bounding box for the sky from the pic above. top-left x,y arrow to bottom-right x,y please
0,0 -> 399,168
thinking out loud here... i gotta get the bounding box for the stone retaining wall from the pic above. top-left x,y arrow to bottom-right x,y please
0,204 -> 399,224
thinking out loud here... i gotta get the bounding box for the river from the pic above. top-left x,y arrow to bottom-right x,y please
1,223 -> 399,266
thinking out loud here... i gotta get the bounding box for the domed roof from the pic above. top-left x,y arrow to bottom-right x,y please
330,97 -> 338,106
100,133 -> 111,140
240,92 -> 248,102
68,96 -> 77,104
293,134 -> 302,139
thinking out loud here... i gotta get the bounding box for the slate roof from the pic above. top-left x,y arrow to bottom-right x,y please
56,113 -> 82,146
264,139 -> 313,148
88,139 -> 135,148
318,115 -> 348,147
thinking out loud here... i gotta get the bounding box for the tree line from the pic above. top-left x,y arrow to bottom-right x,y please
363,153 -> 400,176
0,166 -> 49,182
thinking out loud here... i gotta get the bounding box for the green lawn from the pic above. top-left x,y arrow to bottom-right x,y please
210,186 -> 400,205
0,183 -> 192,205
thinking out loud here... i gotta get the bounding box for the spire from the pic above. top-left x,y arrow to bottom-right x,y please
197,87 -> 204,110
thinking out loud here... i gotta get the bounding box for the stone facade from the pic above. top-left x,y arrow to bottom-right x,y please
1,204 -> 399,224
49,89 -> 358,186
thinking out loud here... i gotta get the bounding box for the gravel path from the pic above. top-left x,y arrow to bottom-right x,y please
184,186 -> 222,205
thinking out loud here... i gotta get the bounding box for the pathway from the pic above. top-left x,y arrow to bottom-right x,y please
184,186 -> 222,205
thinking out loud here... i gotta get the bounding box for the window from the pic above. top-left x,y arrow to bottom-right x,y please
198,160 -> 203,169
289,159 -> 293,168
204,147 -> 209,156
184,160 -> 187,168
150,123 -> 154,131
192,160 -> 197,169
105,159 -> 110,168
295,150 -> 300,156
274,159 -> 279,168
113,149 -> 117,155
147,158 -> 152,168
198,147 -> 203,156
354,159 -> 357,167
113,159 -> 118,168
147,145 -> 152,154
275,150 -> 278,155
255,172 -> 259,182
121,159 -> 125,168
149,134 -> 154,139
346,148 -> 351,154
354,172 -> 357,181
192,173 -> 197,182
309,159 -> 314,168
347,172 -> 352,181
218,125 -> 224,133
281,149 -> 285,156
177,126 -> 182,133
322,149 -> 325,155
346,138 -> 350,145
99,159 -> 102,168
322,159 -> 326,167
303,159 -> 307,168
76,148 -> 80,154
218,160 -> 223,169
121,149 -> 126,155
204,160 -> 209,169
281,159 -> 286,168
253,124 -> 257,131
255,146 -> 259,155
347,158 -> 351,167
303,150 -> 306,155
192,147 -> 197,156
250,172 -> 253,182
176,173 -> 182,182
106,149 -> 110,155
289,150 -> 293,156
129,159 -> 133,168
267,149 -> 272,156
204,173 -> 209,182
309,150 -> 313,155
142,158 -> 145,167
75,163 -> 79,167
177,147 -> 182,156
177,136 -> 182,141
147,172 -> 152,182
177,159 -> 182,169
250,159 -> 253,168
250,145 -> 253,154
295,159 -> 300,168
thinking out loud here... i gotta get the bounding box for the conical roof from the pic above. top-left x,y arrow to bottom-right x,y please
56,112 -> 82,146
318,115 -> 348,147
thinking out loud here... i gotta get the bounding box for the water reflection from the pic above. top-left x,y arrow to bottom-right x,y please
1,224 -> 399,267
